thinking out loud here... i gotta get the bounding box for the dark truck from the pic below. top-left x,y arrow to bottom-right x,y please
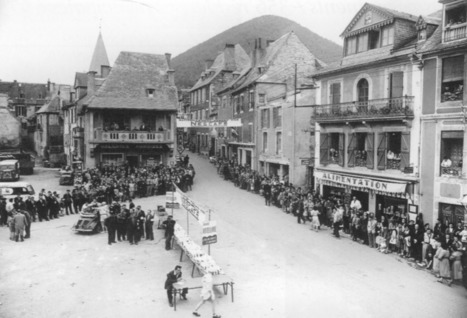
0,150 -> 35,175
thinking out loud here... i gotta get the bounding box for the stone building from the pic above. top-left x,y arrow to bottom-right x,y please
188,44 -> 250,156
311,3 -> 439,219
418,0 -> 467,225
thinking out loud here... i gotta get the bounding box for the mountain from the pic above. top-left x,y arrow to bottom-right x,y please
172,15 -> 343,88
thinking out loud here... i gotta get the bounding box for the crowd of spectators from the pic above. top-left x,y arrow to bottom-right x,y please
1,158 -> 195,243
215,158 -> 467,288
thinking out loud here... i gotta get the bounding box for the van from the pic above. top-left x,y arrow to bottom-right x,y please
0,160 -> 20,181
0,182 -> 36,201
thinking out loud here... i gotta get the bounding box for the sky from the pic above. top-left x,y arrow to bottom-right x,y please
0,0 -> 442,85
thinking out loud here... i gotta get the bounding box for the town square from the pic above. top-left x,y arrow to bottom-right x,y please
0,0 -> 467,317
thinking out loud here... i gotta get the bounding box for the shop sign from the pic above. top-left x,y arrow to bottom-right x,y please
165,191 -> 180,209
315,171 -> 407,194
300,158 -> 311,166
202,221 -> 217,245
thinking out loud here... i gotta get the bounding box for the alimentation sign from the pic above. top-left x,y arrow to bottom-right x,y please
315,171 -> 407,194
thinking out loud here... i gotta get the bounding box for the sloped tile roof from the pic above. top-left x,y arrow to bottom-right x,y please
190,44 -> 250,91
74,72 -> 88,88
36,95 -> 61,114
87,51 -> 178,111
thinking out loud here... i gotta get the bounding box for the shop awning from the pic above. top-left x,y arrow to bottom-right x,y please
315,170 -> 409,194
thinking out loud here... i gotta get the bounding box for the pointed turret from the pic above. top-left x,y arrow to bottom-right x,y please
89,32 -> 110,76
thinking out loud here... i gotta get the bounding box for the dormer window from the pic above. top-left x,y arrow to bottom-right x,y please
146,89 -> 155,98
381,26 -> 394,46
418,29 -> 427,41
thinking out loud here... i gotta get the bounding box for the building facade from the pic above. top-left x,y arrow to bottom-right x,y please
418,0 -> 467,225
80,51 -> 178,168
188,44 -> 250,156
312,3 -> 435,220
218,33 -> 323,183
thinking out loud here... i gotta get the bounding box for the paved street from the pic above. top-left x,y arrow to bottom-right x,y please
0,159 -> 466,318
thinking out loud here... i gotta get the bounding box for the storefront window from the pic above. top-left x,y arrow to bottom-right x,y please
376,194 -> 407,222
440,131 -> 463,176
439,203 -> 465,225
101,154 -> 123,167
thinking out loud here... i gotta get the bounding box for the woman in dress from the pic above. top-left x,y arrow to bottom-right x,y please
310,204 -> 321,232
450,246 -> 463,284
192,273 -> 221,318
436,242 -> 451,285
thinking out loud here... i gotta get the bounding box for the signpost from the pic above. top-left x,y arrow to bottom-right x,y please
202,221 -> 217,246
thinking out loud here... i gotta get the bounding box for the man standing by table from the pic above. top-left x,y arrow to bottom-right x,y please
164,265 -> 188,307
162,215 -> 176,250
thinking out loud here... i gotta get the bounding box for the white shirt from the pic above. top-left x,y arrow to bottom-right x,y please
350,199 -> 362,211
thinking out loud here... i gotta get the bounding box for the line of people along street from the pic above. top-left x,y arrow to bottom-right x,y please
215,157 -> 467,288
1,159 -> 195,244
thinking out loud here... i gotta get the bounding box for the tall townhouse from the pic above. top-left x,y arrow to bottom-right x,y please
188,44 -> 249,156
217,33 -> 323,180
418,0 -> 467,226
80,51 -> 178,168
312,3 -> 438,220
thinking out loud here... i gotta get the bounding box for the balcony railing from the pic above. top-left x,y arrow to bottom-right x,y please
314,96 -> 414,123
93,129 -> 172,143
441,166 -> 462,177
444,23 -> 467,42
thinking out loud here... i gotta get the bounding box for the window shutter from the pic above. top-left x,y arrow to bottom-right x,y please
366,133 -> 374,169
347,133 -> 356,167
400,132 -> 411,171
338,133 -> 345,167
390,72 -> 404,99
320,133 -> 329,165
377,133 -> 387,170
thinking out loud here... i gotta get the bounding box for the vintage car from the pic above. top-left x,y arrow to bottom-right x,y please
73,203 -> 108,234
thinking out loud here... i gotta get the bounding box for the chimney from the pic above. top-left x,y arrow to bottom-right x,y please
258,38 -> 262,49
70,91 -> 75,103
205,59 -> 214,71
165,53 -> 172,68
224,44 -> 236,70
87,71 -> 96,96
47,79 -> 51,92
101,65 -> 111,78
165,53 -> 175,85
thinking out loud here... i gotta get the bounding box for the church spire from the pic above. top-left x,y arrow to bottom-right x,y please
89,32 -> 110,76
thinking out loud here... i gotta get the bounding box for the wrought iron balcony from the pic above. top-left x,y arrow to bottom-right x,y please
313,96 -> 414,123
92,129 -> 173,143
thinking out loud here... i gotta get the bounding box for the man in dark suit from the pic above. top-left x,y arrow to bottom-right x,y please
164,265 -> 188,307
162,215 -> 176,250
36,194 -> 48,221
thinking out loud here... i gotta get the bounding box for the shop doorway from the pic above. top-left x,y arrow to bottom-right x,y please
126,155 -> 139,168
351,190 -> 369,211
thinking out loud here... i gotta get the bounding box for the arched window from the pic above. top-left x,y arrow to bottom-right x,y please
357,78 -> 369,103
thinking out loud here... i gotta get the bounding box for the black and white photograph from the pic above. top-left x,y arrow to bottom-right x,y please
0,0 -> 467,317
